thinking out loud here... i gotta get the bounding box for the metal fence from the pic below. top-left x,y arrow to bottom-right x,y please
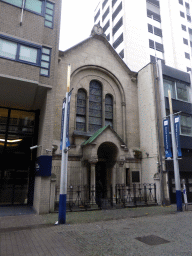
55,183 -> 157,212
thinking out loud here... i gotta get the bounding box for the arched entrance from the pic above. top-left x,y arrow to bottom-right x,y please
95,142 -> 118,206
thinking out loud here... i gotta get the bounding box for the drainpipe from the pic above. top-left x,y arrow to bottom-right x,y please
153,60 -> 165,205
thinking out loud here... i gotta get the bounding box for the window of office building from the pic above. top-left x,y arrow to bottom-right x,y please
112,0 -> 117,7
0,37 -> 39,64
103,20 -> 110,33
182,24 -> 187,31
0,36 -> 51,76
147,9 -> 161,22
164,79 -> 189,102
185,52 -> 190,59
102,6 -> 109,22
112,17 -> 123,35
187,67 -> 191,72
94,9 -> 100,22
147,0 -> 160,7
180,115 -> 192,136
187,15 -> 191,22
183,38 -> 188,45
102,0 -> 108,9
119,49 -> 124,59
106,33 -> 110,41
1,0 -> 54,28
112,2 -> 122,21
113,33 -> 123,49
179,0 -> 183,4
180,11 -> 185,18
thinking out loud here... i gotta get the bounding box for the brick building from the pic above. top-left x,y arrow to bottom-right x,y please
0,0 -> 62,213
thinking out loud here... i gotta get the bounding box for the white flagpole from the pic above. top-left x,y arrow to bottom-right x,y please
58,64 -> 71,224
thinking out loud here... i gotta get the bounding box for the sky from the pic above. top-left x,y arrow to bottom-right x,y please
59,0 -> 100,51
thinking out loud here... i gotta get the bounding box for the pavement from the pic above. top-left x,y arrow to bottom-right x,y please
0,205 -> 192,255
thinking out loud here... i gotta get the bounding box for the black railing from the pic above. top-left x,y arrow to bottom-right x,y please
55,183 -> 157,212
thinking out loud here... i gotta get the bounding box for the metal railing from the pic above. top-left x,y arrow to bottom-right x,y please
55,183 -> 157,212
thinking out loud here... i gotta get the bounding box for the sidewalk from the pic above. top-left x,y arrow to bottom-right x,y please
0,205 -> 192,256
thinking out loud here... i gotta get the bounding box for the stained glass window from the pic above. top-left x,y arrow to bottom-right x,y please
89,80 -> 102,132
105,94 -> 113,127
76,89 -> 86,131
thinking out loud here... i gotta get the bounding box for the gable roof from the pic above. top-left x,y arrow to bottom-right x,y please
81,125 -> 126,147
59,34 -> 137,77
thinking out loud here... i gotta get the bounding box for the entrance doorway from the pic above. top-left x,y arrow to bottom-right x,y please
0,108 -> 38,205
95,142 -> 118,203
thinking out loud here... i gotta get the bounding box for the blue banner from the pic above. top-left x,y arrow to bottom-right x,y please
60,98 -> 66,150
174,116 -> 182,157
163,119 -> 172,158
66,91 -> 72,148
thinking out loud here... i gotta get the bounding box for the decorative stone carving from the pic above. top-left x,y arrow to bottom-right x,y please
91,25 -> 105,37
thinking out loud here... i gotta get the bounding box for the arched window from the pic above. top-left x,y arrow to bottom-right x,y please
105,94 -> 113,127
89,80 -> 102,132
76,89 -> 86,131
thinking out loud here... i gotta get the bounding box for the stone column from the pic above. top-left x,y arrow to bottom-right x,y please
89,156 -> 98,204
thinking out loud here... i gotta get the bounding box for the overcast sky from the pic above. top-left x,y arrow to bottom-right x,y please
59,0 -> 100,51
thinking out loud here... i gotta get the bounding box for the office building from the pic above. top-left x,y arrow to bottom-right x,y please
0,0 -> 62,213
94,0 -> 192,72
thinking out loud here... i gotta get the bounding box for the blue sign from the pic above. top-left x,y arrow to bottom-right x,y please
60,98 -> 66,150
163,119 -> 172,158
60,90 -> 72,150
66,91 -> 72,148
174,116 -> 182,157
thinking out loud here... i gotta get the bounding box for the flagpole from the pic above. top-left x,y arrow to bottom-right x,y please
168,90 -> 182,211
58,64 -> 71,224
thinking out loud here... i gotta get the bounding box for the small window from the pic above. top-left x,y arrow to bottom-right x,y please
185,52 -> 190,59
179,0 -> 183,4
94,9 -> 100,22
183,38 -> 188,45
106,33 -> 110,41
40,47 -> 51,76
102,0 -> 108,9
149,39 -> 155,49
132,171 -> 140,183
187,67 -> 192,72
154,27 -> 162,37
180,115 -> 192,136
102,6 -> 109,22
19,45 -> 38,64
112,2 -> 122,21
25,0 -> 43,14
103,20 -> 110,33
113,17 -> 123,35
45,2 -> 54,28
0,38 -> 17,59
113,33 -> 123,49
187,15 -> 191,22
177,81 -> 189,101
182,24 -> 187,31
189,28 -> 192,34
119,49 -> 124,59
148,24 -> 153,33
112,0 -> 117,7
150,55 -> 156,63
164,79 -> 176,99
185,2 -> 190,9
180,11 -> 185,18
2,0 -> 22,7
155,42 -> 164,52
